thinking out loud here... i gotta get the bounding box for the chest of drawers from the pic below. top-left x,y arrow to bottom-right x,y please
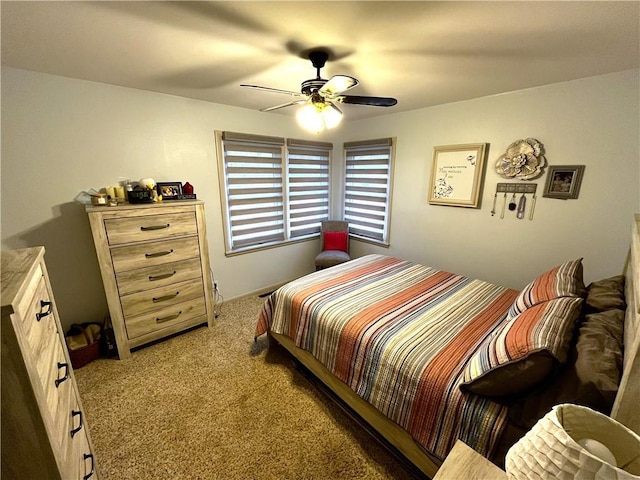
86,200 -> 214,359
1,247 -> 98,479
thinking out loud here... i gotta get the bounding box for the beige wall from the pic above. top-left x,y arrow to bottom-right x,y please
0,67 -> 320,330
2,67 -> 638,331
337,70 -> 640,289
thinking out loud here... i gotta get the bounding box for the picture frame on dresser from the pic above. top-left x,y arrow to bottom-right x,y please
156,181 -> 183,200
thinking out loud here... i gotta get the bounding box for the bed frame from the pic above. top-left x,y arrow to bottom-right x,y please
269,214 -> 640,478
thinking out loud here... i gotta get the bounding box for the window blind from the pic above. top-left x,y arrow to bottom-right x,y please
344,138 -> 393,243
221,132 -> 286,249
287,139 -> 331,238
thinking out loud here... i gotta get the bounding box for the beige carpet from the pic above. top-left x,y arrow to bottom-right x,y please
74,294 -> 418,480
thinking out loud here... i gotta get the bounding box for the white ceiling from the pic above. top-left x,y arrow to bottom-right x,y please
2,1 -> 639,120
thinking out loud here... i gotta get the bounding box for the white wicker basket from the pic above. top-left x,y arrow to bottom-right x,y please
506,404 -> 640,480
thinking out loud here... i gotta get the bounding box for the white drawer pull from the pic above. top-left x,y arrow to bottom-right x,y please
156,311 -> 183,323
145,249 -> 174,258
149,271 -> 177,281
70,410 -> 83,437
152,292 -> 179,303
140,223 -> 169,231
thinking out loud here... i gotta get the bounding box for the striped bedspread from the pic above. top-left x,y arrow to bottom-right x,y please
255,254 -> 519,460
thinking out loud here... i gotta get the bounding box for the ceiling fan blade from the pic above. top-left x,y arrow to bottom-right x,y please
338,95 -> 398,107
260,99 -> 307,112
318,75 -> 358,96
241,84 -> 305,97
327,101 -> 342,115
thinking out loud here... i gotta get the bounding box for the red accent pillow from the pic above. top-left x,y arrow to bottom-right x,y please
323,231 -> 348,252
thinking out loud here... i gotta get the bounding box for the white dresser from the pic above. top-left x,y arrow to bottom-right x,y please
1,247 -> 98,479
86,200 -> 214,359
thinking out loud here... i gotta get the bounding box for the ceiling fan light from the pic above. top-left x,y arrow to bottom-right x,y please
297,104 -> 326,134
322,105 -> 342,128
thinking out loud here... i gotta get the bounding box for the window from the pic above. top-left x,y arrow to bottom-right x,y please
343,138 -> 394,245
287,139 -> 331,238
217,132 -> 331,254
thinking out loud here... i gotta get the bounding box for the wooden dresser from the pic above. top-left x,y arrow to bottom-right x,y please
1,247 -> 98,479
86,200 -> 214,359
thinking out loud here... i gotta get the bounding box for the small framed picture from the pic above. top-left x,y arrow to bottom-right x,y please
157,182 -> 183,200
543,165 -> 585,199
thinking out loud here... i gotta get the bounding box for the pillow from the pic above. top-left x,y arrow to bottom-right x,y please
461,296 -> 583,397
573,308 -> 624,405
585,275 -> 625,313
505,308 -> 625,431
323,231 -> 348,252
507,259 -> 586,320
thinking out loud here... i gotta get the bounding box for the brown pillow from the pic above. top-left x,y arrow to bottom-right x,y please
585,275 -> 625,313
574,308 -> 624,405
506,308 -> 625,430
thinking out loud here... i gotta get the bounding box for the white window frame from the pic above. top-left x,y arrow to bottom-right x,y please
216,131 -> 332,255
343,138 -> 395,246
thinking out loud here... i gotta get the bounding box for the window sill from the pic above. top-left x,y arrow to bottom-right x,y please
351,234 -> 390,248
224,234 -> 318,257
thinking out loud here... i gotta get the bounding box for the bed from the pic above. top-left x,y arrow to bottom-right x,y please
255,214 -> 640,478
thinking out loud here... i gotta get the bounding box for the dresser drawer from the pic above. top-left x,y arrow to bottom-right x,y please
110,237 -> 200,273
104,212 -> 197,245
33,318 -> 64,398
125,296 -> 207,339
39,336 -> 74,451
23,277 -> 58,354
121,278 -> 205,319
116,257 -> 202,296
63,393 -> 96,480
14,264 -> 44,323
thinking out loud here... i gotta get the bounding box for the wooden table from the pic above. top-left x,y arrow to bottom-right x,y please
433,440 -> 507,479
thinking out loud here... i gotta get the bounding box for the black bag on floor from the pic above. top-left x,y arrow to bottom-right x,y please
101,315 -> 118,358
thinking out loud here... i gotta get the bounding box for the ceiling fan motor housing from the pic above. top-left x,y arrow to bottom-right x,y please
301,78 -> 328,95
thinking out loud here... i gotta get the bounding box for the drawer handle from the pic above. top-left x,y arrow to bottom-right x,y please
55,362 -> 69,388
83,453 -> 95,479
149,271 -> 177,281
152,292 -> 179,303
71,410 -> 83,437
140,224 -> 170,231
156,311 -> 183,323
36,300 -> 53,321
145,249 -> 174,258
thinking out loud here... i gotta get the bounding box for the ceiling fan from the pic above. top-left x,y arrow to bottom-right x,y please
240,49 -> 397,132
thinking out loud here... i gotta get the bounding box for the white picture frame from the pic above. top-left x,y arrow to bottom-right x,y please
428,143 -> 488,208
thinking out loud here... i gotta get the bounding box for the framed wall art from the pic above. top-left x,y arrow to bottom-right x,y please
543,165 -> 585,199
428,143 -> 488,208
157,182 -> 183,200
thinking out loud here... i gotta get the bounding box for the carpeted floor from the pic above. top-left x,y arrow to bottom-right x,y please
74,294 -> 418,480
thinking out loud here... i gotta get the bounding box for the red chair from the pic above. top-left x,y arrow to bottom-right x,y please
314,221 -> 350,270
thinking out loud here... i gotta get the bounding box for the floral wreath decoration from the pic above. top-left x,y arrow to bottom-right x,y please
495,138 -> 546,180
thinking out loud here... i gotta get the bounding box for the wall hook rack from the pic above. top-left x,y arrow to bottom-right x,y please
495,183 -> 537,194
491,183 -> 537,220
